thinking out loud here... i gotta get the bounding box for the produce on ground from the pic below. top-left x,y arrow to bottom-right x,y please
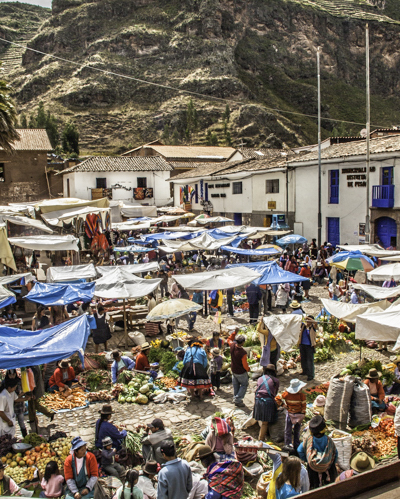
77,370 -> 111,391
156,377 -> 178,390
125,430 -> 144,454
22,433 -> 46,446
352,420 -> 397,460
87,390 -> 112,402
42,387 -> 87,411
0,435 -> 17,458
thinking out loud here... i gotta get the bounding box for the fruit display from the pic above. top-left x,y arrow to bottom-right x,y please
4,462 -> 35,484
42,387 -> 87,411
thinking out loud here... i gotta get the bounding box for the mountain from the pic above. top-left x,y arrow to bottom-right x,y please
2,0 -> 400,154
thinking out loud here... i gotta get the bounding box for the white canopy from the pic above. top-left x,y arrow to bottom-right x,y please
119,203 -> 157,218
159,233 -> 239,252
151,215 -> 187,224
41,206 -> 110,226
2,204 -> 36,217
111,221 -> 151,231
46,264 -> 97,283
320,297 -> 390,323
0,273 -> 34,285
96,262 -> 159,276
356,302 -> 400,348
8,235 -> 79,252
262,314 -> 303,351
0,285 -> 16,305
337,244 -> 400,258
172,266 -> 261,290
378,255 -> 400,262
94,267 -> 161,299
190,216 -> 234,225
367,263 -> 400,281
0,215 -> 54,234
352,283 -> 400,300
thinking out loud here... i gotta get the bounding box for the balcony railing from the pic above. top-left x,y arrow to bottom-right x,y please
372,185 -> 394,208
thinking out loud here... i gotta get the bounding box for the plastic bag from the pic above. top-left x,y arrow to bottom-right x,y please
325,375 -> 354,427
21,368 -> 36,392
268,407 -> 287,443
128,331 -> 146,346
329,429 -> 352,470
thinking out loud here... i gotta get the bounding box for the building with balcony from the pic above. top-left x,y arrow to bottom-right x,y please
289,135 -> 400,248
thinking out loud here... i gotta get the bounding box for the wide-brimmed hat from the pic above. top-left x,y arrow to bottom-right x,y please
71,436 -> 87,451
58,359 -> 70,369
211,348 -> 220,355
197,445 -> 214,460
287,378 -> 307,394
309,415 -> 326,435
350,451 -> 375,472
313,395 -> 326,407
141,342 -> 151,351
142,460 -> 158,475
102,437 -> 113,447
99,404 -> 113,415
290,300 -> 301,309
366,368 -> 381,379
317,262 -> 323,267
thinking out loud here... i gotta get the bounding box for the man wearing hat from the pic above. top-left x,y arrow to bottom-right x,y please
335,451 -> 375,482
48,359 -> 76,393
141,419 -> 174,465
314,262 -> 326,285
227,329 -> 250,407
95,404 -> 127,451
138,461 -> 158,499
282,379 -> 307,450
135,343 -> 151,372
298,415 -> 338,488
64,437 -> 98,499
0,460 -> 21,495
111,350 -> 135,384
363,368 -> 386,412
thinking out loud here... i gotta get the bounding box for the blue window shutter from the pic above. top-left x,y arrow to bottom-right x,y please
195,184 -> 198,203
205,183 -> 209,201
329,170 -> 339,204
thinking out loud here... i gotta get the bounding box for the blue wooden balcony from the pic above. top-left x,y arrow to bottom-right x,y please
372,185 -> 394,208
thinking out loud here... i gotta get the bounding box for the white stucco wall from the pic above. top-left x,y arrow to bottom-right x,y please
294,156 -> 399,244
63,171 -> 172,206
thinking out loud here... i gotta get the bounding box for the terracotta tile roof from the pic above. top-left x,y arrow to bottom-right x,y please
2,129 -> 52,151
122,144 -> 237,160
289,135 -> 400,164
60,156 -> 173,174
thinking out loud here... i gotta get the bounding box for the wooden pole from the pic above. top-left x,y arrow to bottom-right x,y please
123,298 -> 128,350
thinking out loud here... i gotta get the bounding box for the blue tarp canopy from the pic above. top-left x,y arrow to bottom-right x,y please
127,217 -> 153,222
0,286 -> 16,309
228,261 -> 310,285
137,231 -> 203,242
25,282 -> 95,306
221,246 -> 282,256
114,245 -> 153,253
0,315 -> 90,369
276,234 -> 307,245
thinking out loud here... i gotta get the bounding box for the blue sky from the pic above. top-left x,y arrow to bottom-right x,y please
1,0 -> 52,7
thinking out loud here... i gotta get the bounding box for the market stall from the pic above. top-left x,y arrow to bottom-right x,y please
25,281 -> 95,306
46,264 -> 97,283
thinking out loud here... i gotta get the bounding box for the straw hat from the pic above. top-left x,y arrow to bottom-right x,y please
290,300 -> 301,309
211,348 -> 220,356
287,378 -> 307,394
365,368 -> 381,380
350,451 -> 375,473
58,359 -> 71,369
141,342 -> 151,351
313,395 -> 326,407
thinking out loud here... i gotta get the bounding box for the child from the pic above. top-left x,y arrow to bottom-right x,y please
101,437 -> 125,478
40,461 -> 64,498
209,348 -> 223,390
281,379 -> 307,451
115,469 -> 143,499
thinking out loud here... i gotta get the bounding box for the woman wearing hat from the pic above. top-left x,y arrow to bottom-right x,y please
178,338 -> 211,400
253,365 -> 280,441
312,395 -> 326,417
64,437 -> 98,499
297,415 -> 338,489
95,404 -> 127,451
48,360 -> 76,393
363,369 -> 386,412
281,379 -> 307,451
335,451 -> 375,482
135,343 -> 151,372
290,301 -> 304,316
313,262 -> 326,285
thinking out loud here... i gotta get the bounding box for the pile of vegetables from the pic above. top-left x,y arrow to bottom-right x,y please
111,383 -> 125,397
304,382 -> 330,403
156,376 -> 178,390
0,435 -> 17,458
125,430 -> 145,454
339,359 -> 395,386
42,387 -> 87,411
117,370 -> 135,384
352,419 -> 397,460
22,433 -> 46,446
117,373 -> 165,405
77,370 -> 111,391
87,390 -> 112,402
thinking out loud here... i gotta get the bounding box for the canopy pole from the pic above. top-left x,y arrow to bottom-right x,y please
204,290 -> 208,316
123,298 -> 128,350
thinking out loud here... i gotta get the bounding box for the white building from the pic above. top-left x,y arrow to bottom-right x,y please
290,135 -> 400,247
60,156 -> 173,206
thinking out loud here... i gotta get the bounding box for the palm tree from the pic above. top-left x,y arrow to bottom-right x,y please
0,70 -> 20,153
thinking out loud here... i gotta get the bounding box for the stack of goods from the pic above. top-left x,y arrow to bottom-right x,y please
351,419 -> 397,460
42,387 -> 87,411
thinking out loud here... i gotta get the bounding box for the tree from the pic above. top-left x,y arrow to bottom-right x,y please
171,129 -> 179,145
62,121 -> 79,156
28,114 -> 36,129
20,114 -> 28,128
0,76 -> 20,153
223,103 -> 230,122
36,101 -> 47,128
162,123 -> 170,143
46,111 -> 59,149
186,99 -> 198,141
225,131 -> 232,146
206,130 -> 218,146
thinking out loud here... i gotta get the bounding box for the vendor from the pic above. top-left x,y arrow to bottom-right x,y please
205,417 -> 236,460
141,418 -> 174,464
95,404 -> 127,451
135,342 -> 151,371
48,359 -> 76,393
32,305 -> 50,331
335,451 -> 375,483
64,437 -> 98,499
205,331 -> 225,353
2,306 -> 16,322
0,460 -> 20,496
111,350 -> 135,384
0,378 -> 30,438
364,368 -> 386,412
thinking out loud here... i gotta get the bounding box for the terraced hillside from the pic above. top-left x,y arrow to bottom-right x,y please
4,0 -> 400,154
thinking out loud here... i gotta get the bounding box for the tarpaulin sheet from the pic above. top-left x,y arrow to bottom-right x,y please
0,215 -> 54,234
368,263 -> 400,281
159,233 -> 239,252
119,203 -> 157,218
151,215 -> 185,224
35,197 -> 109,214
262,314 -> 303,351
0,315 -> 91,369
26,282 -> 95,306
0,204 -> 35,217
352,283 -> 400,300
337,244 -> 400,258
320,298 -> 390,324
0,226 -> 16,271
96,262 -> 159,276
0,273 -> 33,286
42,207 -> 110,227
227,261 -> 309,285
221,246 -> 282,256
46,264 -> 97,283
276,234 -> 307,245
94,267 -> 161,299
193,216 -> 233,224
0,286 -> 16,309
139,231 -> 203,242
172,266 -> 261,291
356,303 -> 400,348
8,235 -> 79,252
113,245 -> 152,253
147,299 -> 202,321
111,222 -> 151,231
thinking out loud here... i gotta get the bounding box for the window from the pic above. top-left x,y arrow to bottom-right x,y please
195,184 -> 198,203
96,178 -> 107,189
266,179 -> 279,193
232,182 -> 243,194
329,170 -> 339,204
0,163 -> 4,182
66,178 -> 70,198
137,177 -> 147,188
